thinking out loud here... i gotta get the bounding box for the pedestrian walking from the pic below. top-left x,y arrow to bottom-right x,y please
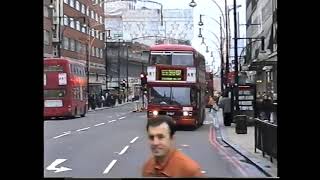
218,91 -> 232,126
208,95 -> 215,112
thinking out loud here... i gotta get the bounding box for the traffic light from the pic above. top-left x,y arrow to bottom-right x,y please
121,79 -> 126,88
140,72 -> 147,86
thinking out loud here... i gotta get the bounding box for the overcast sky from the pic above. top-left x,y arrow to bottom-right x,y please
146,0 -> 247,72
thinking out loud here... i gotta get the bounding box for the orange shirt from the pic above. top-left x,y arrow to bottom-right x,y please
142,149 -> 204,177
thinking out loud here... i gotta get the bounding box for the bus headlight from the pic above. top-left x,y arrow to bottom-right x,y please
183,111 -> 188,116
153,110 -> 159,116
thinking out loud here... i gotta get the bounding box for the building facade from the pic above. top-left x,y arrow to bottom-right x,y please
44,0 -> 106,94
244,0 -> 277,100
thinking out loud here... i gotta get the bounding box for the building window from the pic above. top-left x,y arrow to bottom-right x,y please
82,44 -> 87,54
75,41 -> 81,52
99,32 -> 102,40
63,15 -> 69,26
64,0 -> 68,4
63,37 -> 69,50
86,7 -> 90,16
76,1 -> 80,11
96,48 -> 99,57
74,41 -> 78,52
96,31 -> 99,39
76,21 -> 80,31
70,39 -> 75,51
91,10 -> 94,19
99,16 -> 103,24
69,18 -> 75,28
70,0 -> 75,8
91,47 -> 95,56
81,4 -> 85,14
95,13 -> 99,22
44,30 -> 50,45
81,26 -> 86,33
100,49 -> 103,58
44,6 -> 49,17
90,30 -> 94,36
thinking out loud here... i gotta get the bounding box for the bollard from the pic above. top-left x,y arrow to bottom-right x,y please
235,115 -> 247,134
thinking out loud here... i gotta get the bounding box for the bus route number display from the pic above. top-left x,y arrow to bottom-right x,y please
160,69 -> 183,81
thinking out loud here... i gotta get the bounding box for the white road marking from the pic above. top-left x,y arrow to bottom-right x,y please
118,116 -> 126,120
130,136 -> 139,144
103,160 -> 117,174
94,123 -> 105,127
180,144 -> 190,147
108,120 -> 116,123
46,159 -> 72,173
53,131 -> 71,139
118,145 -> 130,155
76,127 -> 90,132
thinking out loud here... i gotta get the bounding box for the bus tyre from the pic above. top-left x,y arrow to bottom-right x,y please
200,109 -> 205,126
72,107 -> 77,118
192,120 -> 199,130
80,107 -> 86,117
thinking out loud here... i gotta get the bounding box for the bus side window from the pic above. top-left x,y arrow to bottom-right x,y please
79,66 -> 82,76
73,88 -> 77,99
81,67 -> 85,77
77,87 -> 80,99
70,64 -> 74,74
76,65 -> 80,76
191,88 -> 197,106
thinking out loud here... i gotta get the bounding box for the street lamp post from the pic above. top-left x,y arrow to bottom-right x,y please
126,43 -> 129,102
105,29 -> 112,91
118,38 -> 121,102
122,41 -> 130,102
189,0 -> 228,92
198,14 -> 226,38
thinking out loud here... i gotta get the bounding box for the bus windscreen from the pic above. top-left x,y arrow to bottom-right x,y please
149,87 -> 193,106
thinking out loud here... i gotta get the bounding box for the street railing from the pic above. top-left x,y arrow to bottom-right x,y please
254,118 -> 277,162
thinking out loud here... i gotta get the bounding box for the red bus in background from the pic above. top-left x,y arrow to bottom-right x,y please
205,71 -> 214,108
146,44 -> 206,129
44,58 -> 88,119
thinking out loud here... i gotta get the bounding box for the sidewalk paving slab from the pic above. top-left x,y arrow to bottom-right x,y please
213,109 -> 278,177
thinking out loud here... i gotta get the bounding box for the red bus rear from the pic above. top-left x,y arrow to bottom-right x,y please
44,58 -> 88,119
146,44 -> 206,129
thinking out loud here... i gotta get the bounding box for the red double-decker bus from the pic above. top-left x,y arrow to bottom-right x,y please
146,44 -> 206,129
44,57 -> 88,119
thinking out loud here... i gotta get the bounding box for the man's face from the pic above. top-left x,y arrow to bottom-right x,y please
148,122 -> 173,158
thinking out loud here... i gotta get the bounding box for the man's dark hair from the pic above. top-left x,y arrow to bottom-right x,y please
146,115 -> 176,138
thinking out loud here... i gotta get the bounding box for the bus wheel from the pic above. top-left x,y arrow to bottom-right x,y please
202,109 -> 205,125
192,120 -> 199,130
72,107 -> 78,118
80,108 -> 86,117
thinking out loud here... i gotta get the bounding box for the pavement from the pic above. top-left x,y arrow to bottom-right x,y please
211,109 -> 278,177
88,101 -> 133,112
